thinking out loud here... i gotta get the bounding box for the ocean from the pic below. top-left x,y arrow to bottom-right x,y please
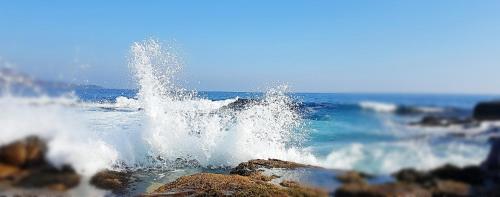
1,39 -> 499,195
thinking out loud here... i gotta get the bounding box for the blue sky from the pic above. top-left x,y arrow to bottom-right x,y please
1,1 -> 499,94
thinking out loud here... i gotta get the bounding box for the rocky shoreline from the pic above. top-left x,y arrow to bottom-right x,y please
2,134 -> 500,196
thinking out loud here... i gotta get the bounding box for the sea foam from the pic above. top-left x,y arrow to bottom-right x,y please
129,39 -> 316,167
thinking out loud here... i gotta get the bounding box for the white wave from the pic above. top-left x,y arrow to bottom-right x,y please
415,106 -> 444,113
114,96 -> 141,108
129,39 -> 317,167
321,140 -> 487,174
359,101 -> 398,113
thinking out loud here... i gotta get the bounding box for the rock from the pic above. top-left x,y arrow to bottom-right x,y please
474,101 -> 500,121
392,168 -> 435,187
230,158 -> 314,176
334,182 -> 432,197
221,98 -> 257,111
0,136 -> 81,192
429,164 -> 484,185
432,180 -> 470,197
90,170 -> 131,193
410,115 -> 476,127
336,171 -> 371,184
482,137 -> 500,172
0,163 -> 23,180
14,165 -> 80,191
0,136 -> 47,166
393,164 -> 484,186
149,173 -> 327,197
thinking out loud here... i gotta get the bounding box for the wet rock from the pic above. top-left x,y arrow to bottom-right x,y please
429,164 -> 484,185
0,136 -> 81,192
14,165 -> 80,191
149,173 -> 327,197
393,164 -> 484,186
230,158 -> 314,176
334,182 -> 432,197
336,171 -> 371,184
474,100 -> 500,121
0,136 -> 47,166
90,170 -> 131,193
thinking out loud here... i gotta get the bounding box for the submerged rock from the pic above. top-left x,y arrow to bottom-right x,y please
474,101 -> 500,121
148,173 -> 327,197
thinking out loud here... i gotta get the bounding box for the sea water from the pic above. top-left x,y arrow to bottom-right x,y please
1,39 -> 499,194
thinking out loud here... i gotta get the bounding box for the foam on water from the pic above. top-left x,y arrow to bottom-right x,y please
323,140 -> 488,174
359,101 -> 398,113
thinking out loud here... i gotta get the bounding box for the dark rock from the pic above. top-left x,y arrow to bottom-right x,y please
474,100 -> 500,121
410,115 -> 476,127
0,136 -> 47,167
90,170 -> 132,193
393,164 -> 484,186
14,164 -> 80,191
221,98 -> 258,111
392,168 -> 435,187
429,164 -> 484,185
334,182 -> 432,197
336,171 -> 371,184
482,137 -> 500,172
230,158 -> 313,176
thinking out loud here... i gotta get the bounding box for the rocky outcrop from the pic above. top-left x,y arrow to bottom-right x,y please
0,136 -> 80,192
146,159 -> 327,196
148,173 -> 327,197
474,101 -> 500,121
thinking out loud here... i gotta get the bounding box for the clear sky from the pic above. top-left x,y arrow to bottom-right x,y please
1,1 -> 499,94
